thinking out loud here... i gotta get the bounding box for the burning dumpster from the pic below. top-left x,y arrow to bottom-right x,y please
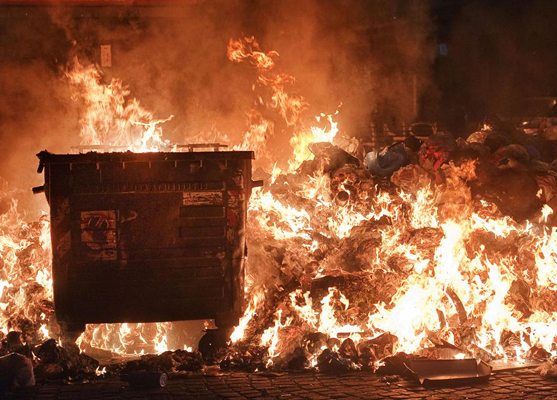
35,148 -> 259,335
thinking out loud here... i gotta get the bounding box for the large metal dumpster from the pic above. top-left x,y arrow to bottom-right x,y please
36,149 -> 258,333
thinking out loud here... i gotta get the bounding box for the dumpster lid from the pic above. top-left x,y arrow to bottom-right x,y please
36,148 -> 255,166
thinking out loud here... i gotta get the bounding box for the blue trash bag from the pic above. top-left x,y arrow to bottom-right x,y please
365,143 -> 408,177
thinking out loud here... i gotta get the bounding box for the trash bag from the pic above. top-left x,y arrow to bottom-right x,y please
484,132 -> 512,153
309,142 -> 360,174
491,144 -> 530,169
418,131 -> 456,183
535,173 -> 557,205
466,130 -> 489,145
524,143 -> 543,160
365,143 -> 408,177
474,169 -> 541,221
480,113 -> 514,134
453,138 -> 490,164
542,125 -> 557,141
0,353 -> 35,390
404,135 -> 423,152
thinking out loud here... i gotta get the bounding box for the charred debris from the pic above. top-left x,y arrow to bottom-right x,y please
3,119 -> 557,389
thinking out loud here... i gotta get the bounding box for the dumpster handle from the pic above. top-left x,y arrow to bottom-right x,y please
32,186 -> 45,195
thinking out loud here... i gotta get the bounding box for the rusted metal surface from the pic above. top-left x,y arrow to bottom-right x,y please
37,150 -> 256,330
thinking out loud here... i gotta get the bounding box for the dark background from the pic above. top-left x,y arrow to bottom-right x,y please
1,0 -> 557,214
432,0 -> 557,135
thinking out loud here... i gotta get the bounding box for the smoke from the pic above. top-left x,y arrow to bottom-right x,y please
0,0 -> 433,214
46,0 -> 434,149
441,0 -> 557,126
0,0 -> 434,353
48,2 -> 255,145
0,7 -> 75,215
249,0 -> 433,131
243,0 -> 433,163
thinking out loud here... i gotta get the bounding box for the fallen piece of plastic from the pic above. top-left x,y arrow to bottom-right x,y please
406,358 -> 491,386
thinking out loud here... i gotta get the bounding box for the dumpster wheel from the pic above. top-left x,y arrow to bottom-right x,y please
198,328 -> 232,360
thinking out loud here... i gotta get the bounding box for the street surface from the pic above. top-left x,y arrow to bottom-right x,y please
3,368 -> 557,399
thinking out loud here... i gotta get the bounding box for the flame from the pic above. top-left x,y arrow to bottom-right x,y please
228,37 -> 311,166
533,227 -> 557,290
0,197 -> 53,341
5,36 -> 557,368
66,59 -> 174,152
238,149 -> 557,363
541,204 -> 554,224
216,58 -> 541,361
289,111 -> 340,170
230,289 -> 264,344
260,309 -> 294,366
76,321 -> 180,356
63,59 -> 193,356
227,37 -> 307,128
227,36 -> 277,71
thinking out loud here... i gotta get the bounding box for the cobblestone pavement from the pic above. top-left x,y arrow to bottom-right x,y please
3,368 -> 557,399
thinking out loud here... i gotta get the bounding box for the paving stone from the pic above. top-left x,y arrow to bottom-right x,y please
303,395 -> 328,400
8,370 -> 557,399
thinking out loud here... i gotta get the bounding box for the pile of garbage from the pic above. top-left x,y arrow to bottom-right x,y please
0,328 -> 211,390
228,116 -> 557,374
233,118 -> 557,375
366,119 -> 557,223
0,332 -> 98,390
4,117 -> 557,390
291,114 -> 557,228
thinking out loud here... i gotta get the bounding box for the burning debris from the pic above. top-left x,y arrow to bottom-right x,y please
218,38 -> 557,374
0,335 -> 97,388
3,34 -> 557,391
0,199 -> 53,342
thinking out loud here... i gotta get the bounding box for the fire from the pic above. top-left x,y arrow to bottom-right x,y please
227,36 -> 277,71
288,288 -> 360,341
61,60 -> 202,357
0,197 -> 53,341
242,156 -> 557,362
224,37 -> 557,365
226,36 -> 557,364
75,322 -> 177,357
228,37 -> 307,128
230,289 -> 264,344
260,309 -> 294,366
228,37 -> 311,166
289,112 -> 340,170
4,35 -> 557,371
66,59 -> 174,152
533,227 -> 557,289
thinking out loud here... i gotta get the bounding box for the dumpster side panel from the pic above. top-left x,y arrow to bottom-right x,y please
40,152 -> 253,328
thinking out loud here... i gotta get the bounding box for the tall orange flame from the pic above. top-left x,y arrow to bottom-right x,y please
66,59 -> 174,152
